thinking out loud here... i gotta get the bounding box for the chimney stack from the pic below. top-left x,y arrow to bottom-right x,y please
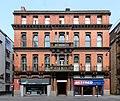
21,6 -> 26,11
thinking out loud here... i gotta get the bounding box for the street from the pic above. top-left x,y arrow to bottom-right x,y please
0,96 -> 120,101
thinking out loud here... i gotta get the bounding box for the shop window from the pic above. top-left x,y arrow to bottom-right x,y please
74,32 -> 79,47
95,86 -> 102,95
33,55 -> 38,72
33,33 -> 38,47
85,33 -> 91,47
97,33 -> 102,47
75,86 -> 81,95
83,86 -> 93,95
21,55 -> 27,71
85,55 -> 91,71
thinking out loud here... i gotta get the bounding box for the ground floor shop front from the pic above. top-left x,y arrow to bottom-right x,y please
74,79 -> 104,96
14,76 -> 110,96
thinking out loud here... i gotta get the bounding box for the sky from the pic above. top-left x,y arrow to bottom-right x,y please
0,0 -> 120,41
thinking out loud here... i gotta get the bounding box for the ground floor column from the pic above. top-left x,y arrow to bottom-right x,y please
51,77 -> 57,96
69,77 -> 74,96
20,85 -> 24,96
81,86 -> 83,96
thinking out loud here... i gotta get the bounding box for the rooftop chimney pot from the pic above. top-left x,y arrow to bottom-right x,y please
21,6 -> 26,11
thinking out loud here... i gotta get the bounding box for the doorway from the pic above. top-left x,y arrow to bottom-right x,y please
57,82 -> 66,95
83,86 -> 93,95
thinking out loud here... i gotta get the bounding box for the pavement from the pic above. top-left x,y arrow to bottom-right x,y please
0,95 -> 120,101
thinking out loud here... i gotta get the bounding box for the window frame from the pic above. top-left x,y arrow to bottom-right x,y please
45,32 -> 50,47
21,54 -> 27,71
85,33 -> 91,47
33,55 -> 38,71
22,16 -> 26,24
33,32 -> 38,47
33,16 -> 38,24
85,16 -> 90,24
21,32 -> 27,47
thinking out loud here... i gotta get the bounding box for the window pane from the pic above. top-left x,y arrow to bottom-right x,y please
22,35 -> 26,47
59,35 -> 65,42
22,56 -> 26,71
45,35 -> 50,47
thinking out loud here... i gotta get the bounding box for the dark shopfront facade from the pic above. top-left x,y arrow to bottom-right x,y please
74,79 -> 104,96
20,78 -> 51,96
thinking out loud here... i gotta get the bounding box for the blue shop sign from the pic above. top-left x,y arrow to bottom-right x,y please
74,79 -> 104,86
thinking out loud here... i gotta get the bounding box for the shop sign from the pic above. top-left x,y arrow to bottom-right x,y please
74,80 -> 93,85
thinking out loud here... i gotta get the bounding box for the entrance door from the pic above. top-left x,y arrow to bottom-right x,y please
83,86 -> 93,95
57,82 -> 66,95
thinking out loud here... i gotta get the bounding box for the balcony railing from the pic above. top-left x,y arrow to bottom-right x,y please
14,66 -> 44,72
49,64 -> 73,71
50,42 -> 73,48
14,65 -> 109,73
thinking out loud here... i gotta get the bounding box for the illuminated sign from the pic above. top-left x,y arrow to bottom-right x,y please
74,80 -> 93,85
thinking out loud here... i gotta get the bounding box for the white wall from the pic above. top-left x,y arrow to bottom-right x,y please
0,32 -> 5,91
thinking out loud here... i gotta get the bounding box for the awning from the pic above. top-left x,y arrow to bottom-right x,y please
20,78 -> 50,85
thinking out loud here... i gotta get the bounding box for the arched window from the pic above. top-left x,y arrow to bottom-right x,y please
21,33 -> 26,47
45,55 -> 50,70
97,55 -> 102,71
85,33 -> 91,47
74,34 -> 79,47
21,55 -> 27,71
33,55 -> 38,71
33,34 -> 38,47
85,55 -> 91,71
97,33 -> 102,47
45,35 -> 50,47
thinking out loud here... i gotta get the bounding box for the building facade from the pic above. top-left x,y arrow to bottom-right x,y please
12,7 -> 111,96
0,29 -> 14,92
110,22 -> 120,95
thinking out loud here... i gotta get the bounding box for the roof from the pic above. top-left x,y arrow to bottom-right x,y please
0,29 -> 14,43
13,8 -> 111,15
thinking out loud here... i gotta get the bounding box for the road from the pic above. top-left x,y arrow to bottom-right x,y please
0,95 -> 120,101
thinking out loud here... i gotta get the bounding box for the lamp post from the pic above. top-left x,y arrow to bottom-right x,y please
96,84 -> 98,98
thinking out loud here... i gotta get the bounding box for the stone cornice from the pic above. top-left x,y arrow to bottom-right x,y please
12,24 -> 112,30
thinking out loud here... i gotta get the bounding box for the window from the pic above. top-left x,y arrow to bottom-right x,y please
33,33 -> 38,47
59,16 -> 64,24
6,61 -> 10,70
85,33 -> 91,47
74,55 -> 79,71
45,33 -> 50,47
6,49 -> 10,59
74,33 -> 79,47
59,32 -> 65,42
74,16 -> 79,24
45,16 -> 50,24
97,33 -> 102,47
97,16 -> 102,24
33,16 -> 38,24
45,55 -> 50,70
66,32 -> 69,42
74,55 -> 79,63
21,33 -> 26,47
5,73 -> 10,82
97,55 -> 102,71
85,55 -> 91,71
55,32 -> 58,42
22,16 -> 26,24
21,55 -> 27,71
85,16 -> 90,24
33,55 -> 38,71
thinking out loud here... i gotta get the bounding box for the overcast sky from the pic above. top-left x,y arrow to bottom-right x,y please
0,0 -> 120,41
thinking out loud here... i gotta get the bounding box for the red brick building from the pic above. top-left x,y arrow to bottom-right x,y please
12,7 -> 111,96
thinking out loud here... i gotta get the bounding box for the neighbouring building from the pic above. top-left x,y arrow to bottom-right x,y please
110,21 -> 120,95
0,29 -> 14,92
12,7 -> 112,96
